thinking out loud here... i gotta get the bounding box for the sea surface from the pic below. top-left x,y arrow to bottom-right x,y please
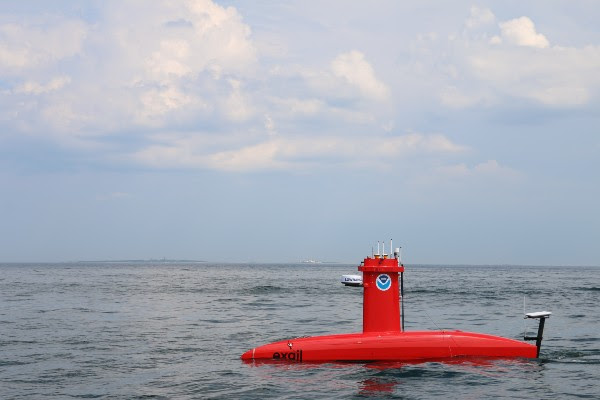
1,262 -> 599,399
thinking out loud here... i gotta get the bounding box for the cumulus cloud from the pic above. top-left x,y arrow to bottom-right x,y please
3,2 -> 597,177
496,17 -> 549,48
468,44 -> 600,106
0,1 -> 406,174
431,11 -> 600,108
220,79 -> 254,122
0,0 -> 258,137
331,50 -> 390,101
0,18 -> 87,73
136,86 -> 194,124
115,0 -> 257,82
115,0 -> 258,127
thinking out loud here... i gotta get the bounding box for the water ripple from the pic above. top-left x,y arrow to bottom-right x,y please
0,263 -> 598,399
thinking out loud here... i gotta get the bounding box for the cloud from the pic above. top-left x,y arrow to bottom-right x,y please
439,85 -> 488,108
130,132 -> 466,172
3,2 -> 597,178
220,79 -> 254,122
496,17 -> 549,48
0,17 -> 87,73
14,76 -> 71,95
115,0 -> 257,82
429,12 -> 600,108
144,39 -> 193,82
136,86 -> 195,124
1,1 -> 404,172
436,160 -> 520,180
116,1 -> 258,127
331,50 -> 390,101
272,97 -> 325,117
0,0 -> 258,137
262,53 -> 392,131
467,44 -> 600,106
465,6 -> 495,29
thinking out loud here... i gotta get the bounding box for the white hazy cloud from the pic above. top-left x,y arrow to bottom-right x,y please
465,6 -> 495,29
0,18 -> 87,73
437,160 -> 520,180
1,2 -> 599,175
131,133 -> 466,172
439,85 -> 489,108
497,17 -> 549,49
14,76 -> 71,95
1,0 -> 258,135
468,45 -> 600,106
117,0 -> 258,126
272,97 -> 325,117
434,11 -> 600,108
1,2 -> 598,266
144,39 -> 193,82
331,50 -> 390,101
410,159 -> 523,197
220,79 -> 254,122
136,86 -> 194,123
119,0 -> 257,81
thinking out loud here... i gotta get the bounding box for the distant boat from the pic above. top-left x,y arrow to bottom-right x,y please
301,259 -> 321,264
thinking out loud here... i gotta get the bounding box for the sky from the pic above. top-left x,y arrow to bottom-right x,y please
1,0 -> 599,265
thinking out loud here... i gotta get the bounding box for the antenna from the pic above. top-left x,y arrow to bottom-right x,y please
523,295 -> 526,337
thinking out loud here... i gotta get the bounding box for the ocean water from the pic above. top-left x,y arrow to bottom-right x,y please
1,262 -> 599,399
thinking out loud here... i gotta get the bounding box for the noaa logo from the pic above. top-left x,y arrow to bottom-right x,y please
376,274 -> 392,291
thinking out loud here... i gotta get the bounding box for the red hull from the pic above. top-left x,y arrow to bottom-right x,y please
241,330 -> 537,362
241,249 -> 546,363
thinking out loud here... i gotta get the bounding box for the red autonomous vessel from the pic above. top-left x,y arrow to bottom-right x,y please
241,243 -> 551,363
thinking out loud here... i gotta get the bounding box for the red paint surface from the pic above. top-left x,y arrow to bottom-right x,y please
359,257 -> 404,332
241,331 -> 537,362
241,253 -> 538,362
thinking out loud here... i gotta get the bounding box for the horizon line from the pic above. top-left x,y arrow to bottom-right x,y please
0,259 -> 598,268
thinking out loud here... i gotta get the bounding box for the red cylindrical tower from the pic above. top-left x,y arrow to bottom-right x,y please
358,255 -> 404,332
